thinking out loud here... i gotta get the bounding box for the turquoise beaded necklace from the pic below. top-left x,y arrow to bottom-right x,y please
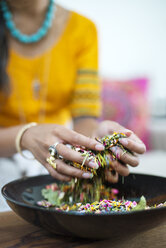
1,0 -> 56,43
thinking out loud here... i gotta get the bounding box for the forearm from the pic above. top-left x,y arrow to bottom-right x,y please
73,117 -> 98,137
0,125 -> 24,157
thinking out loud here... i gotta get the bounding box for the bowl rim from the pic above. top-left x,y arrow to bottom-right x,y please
2,174 -> 166,217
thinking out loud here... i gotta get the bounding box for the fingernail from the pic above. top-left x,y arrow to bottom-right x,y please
120,138 -> 128,146
125,129 -> 132,133
95,144 -> 104,151
133,158 -> 139,167
82,173 -> 93,179
116,152 -> 120,160
124,130 -> 133,136
89,161 -> 99,169
143,144 -> 146,152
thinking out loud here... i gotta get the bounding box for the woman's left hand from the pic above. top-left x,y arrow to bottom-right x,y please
93,120 -> 146,183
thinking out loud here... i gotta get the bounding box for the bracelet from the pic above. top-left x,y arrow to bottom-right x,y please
15,122 -> 38,160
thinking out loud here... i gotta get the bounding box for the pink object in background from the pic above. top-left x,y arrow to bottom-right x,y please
100,78 -> 150,149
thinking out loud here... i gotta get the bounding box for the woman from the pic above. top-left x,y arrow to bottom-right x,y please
0,0 -> 146,186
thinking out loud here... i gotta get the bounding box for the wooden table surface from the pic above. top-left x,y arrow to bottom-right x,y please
0,211 -> 165,248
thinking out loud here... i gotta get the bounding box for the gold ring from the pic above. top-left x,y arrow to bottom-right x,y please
121,150 -> 127,157
46,156 -> 57,170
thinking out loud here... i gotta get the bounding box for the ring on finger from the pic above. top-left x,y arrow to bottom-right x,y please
48,142 -> 61,159
121,150 -> 127,157
46,155 -> 57,170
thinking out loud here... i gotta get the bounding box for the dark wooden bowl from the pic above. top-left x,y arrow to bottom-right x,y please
2,173 -> 166,239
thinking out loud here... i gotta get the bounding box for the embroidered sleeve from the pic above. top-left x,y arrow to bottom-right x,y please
70,20 -> 101,118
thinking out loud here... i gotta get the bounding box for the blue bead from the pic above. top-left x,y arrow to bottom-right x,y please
1,0 -> 56,44
11,29 -> 20,38
29,35 -> 40,43
43,21 -> 49,29
3,11 -> 12,20
46,12 -> 53,21
6,21 -> 15,30
19,35 -> 29,43
37,28 -> 47,37
44,19 -> 52,28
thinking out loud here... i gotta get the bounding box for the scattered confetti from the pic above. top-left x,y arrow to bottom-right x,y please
37,196 -> 166,213
37,133 -> 166,213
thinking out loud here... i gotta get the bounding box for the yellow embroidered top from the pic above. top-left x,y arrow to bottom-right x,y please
0,11 -> 101,127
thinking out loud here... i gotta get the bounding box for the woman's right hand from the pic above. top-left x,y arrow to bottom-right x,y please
21,124 -> 104,181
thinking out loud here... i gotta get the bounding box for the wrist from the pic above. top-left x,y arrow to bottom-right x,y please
15,122 -> 38,159
21,124 -> 36,150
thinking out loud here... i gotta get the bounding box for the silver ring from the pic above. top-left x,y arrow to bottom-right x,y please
48,142 -> 60,158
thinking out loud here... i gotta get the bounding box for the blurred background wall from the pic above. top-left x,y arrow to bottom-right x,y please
57,0 -> 166,116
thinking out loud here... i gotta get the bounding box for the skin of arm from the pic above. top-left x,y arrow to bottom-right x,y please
0,125 -> 24,157
0,119 -> 97,158
73,117 -> 98,138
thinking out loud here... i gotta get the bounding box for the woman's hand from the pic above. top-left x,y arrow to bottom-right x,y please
93,120 -> 146,183
21,124 -> 104,181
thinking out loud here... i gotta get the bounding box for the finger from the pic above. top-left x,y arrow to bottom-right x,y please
53,127 -> 104,151
111,161 -> 129,176
34,149 -> 94,180
106,122 -> 133,136
120,138 -> 146,154
34,152 -> 72,182
55,159 -> 93,179
123,130 -> 146,146
105,170 -> 119,183
105,152 -> 129,176
56,143 -> 98,169
123,130 -> 133,137
45,162 -> 72,182
110,147 -> 139,167
130,132 -> 144,143
106,124 -> 145,147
